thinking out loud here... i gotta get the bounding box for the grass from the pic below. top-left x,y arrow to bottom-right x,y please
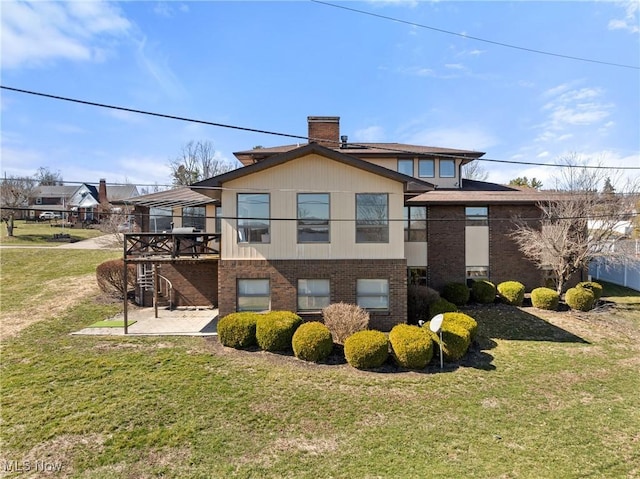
88,320 -> 137,328
1,254 -> 639,478
0,220 -> 105,246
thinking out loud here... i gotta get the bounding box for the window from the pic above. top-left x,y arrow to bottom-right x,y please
357,279 -> 389,311
356,193 -> 389,243
237,193 -> 270,243
404,206 -> 427,241
466,266 -> 489,286
408,268 -> 427,286
418,159 -> 434,178
150,207 -> 173,233
466,206 -> 488,226
237,279 -> 270,311
297,193 -> 329,243
182,206 -> 205,230
397,159 -> 414,176
215,206 -> 222,233
440,159 -> 455,178
297,279 -> 330,311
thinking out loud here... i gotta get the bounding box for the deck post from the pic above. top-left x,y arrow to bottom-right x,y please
153,263 -> 159,319
123,236 -> 129,335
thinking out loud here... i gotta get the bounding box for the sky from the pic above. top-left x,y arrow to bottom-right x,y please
1,0 -> 639,191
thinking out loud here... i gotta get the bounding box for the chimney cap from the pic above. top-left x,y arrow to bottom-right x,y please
307,116 -> 340,123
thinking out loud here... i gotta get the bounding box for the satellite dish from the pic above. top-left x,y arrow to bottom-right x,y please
430,314 -> 444,333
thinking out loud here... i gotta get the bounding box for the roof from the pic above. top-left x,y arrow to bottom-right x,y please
32,185 -> 78,198
126,187 -> 217,208
408,180 -> 565,205
235,142 -> 485,166
194,143 -> 435,194
108,185 -> 139,202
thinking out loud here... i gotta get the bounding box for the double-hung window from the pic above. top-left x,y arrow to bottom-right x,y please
237,279 -> 270,311
297,193 -> 330,243
237,193 -> 270,243
356,193 -> 389,243
297,279 -> 330,311
357,279 -> 389,311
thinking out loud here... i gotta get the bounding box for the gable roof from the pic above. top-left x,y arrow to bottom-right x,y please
235,142 -> 485,166
194,143 -> 435,196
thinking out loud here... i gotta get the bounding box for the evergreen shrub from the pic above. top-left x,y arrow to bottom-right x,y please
256,311 -> 302,352
430,323 -> 471,362
344,330 -> 388,369
292,322 -> 333,362
577,281 -> 603,301
471,280 -> 497,304
497,281 -> 526,306
531,287 -> 559,310
217,312 -> 258,349
428,298 -> 458,318
389,324 -> 433,369
442,282 -> 470,306
443,312 -> 478,340
565,287 -> 595,312
408,285 -> 440,324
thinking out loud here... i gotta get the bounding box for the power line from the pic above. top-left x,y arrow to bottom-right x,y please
311,0 -> 640,71
2,85 -> 639,171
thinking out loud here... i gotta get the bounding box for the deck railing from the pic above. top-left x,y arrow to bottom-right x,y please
124,232 -> 221,258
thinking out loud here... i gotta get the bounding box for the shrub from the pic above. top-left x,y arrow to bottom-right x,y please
96,258 -> 136,298
428,298 -> 458,318
344,330 -> 388,369
443,312 -> 478,340
322,303 -> 370,345
471,280 -> 497,304
565,287 -> 595,312
430,323 -> 471,362
217,312 -> 258,349
389,324 -> 434,369
407,285 -> 440,324
256,311 -> 302,352
531,287 -> 559,310
497,281 -> 526,306
292,322 -> 334,362
442,282 -> 470,306
577,281 -> 603,301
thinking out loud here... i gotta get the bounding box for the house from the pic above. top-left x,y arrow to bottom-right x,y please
28,179 -> 139,222
127,116 -> 564,330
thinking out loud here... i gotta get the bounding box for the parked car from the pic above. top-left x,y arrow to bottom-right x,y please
39,211 -> 61,220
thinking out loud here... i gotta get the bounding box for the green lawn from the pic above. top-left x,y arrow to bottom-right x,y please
1,251 -> 639,478
0,220 -> 105,246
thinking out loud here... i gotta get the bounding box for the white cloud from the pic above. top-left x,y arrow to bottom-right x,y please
608,1 -> 639,33
353,126 -> 385,142
1,1 -> 131,69
403,125 -> 499,151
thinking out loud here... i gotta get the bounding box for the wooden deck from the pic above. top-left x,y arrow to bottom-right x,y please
123,232 -> 221,261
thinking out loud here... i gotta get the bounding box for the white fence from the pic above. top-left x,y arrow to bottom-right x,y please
589,258 -> 640,292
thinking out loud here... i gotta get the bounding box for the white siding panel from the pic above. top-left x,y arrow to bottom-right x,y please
221,153 -> 405,260
405,242 -> 428,267
465,225 -> 489,265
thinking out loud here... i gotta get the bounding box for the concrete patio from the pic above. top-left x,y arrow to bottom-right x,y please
72,307 -> 218,336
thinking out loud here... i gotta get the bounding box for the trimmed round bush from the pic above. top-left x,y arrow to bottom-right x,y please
408,285 -> 440,324
292,322 -> 334,362
442,282 -> 470,306
471,280 -> 497,304
531,287 -> 559,310
428,298 -> 458,318
217,312 -> 258,348
443,312 -> 478,340
430,323 -> 471,362
389,324 -> 433,369
577,281 -> 603,301
256,311 -> 302,352
565,287 -> 595,312
344,330 -> 389,369
497,281 -> 526,306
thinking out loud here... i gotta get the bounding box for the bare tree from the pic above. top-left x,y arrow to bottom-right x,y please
34,167 -> 63,186
169,140 -> 237,186
462,161 -> 489,181
510,154 -> 638,294
0,176 -> 35,236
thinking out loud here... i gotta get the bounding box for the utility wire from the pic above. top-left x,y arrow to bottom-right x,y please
2,85 -> 639,171
311,0 -> 640,71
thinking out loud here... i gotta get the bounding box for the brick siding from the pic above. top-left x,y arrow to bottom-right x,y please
154,260 -> 218,307
427,205 -> 466,291
218,259 -> 407,331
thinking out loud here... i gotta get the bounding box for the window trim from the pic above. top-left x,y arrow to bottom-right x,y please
397,159 -> 414,176
237,193 -> 271,244
439,159 -> 456,178
297,193 -> 330,244
418,159 -> 435,178
466,206 -> 488,226
356,279 -> 390,311
355,193 -> 389,244
297,279 -> 331,312
237,278 -> 270,312
404,206 -> 427,242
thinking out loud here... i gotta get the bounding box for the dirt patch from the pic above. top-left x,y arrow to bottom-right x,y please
0,274 -> 100,340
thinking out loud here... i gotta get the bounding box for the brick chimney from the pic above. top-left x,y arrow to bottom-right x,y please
98,179 -> 108,204
308,116 -> 340,148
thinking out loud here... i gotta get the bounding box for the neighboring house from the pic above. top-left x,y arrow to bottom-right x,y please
127,116 -> 568,330
28,179 -> 139,222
